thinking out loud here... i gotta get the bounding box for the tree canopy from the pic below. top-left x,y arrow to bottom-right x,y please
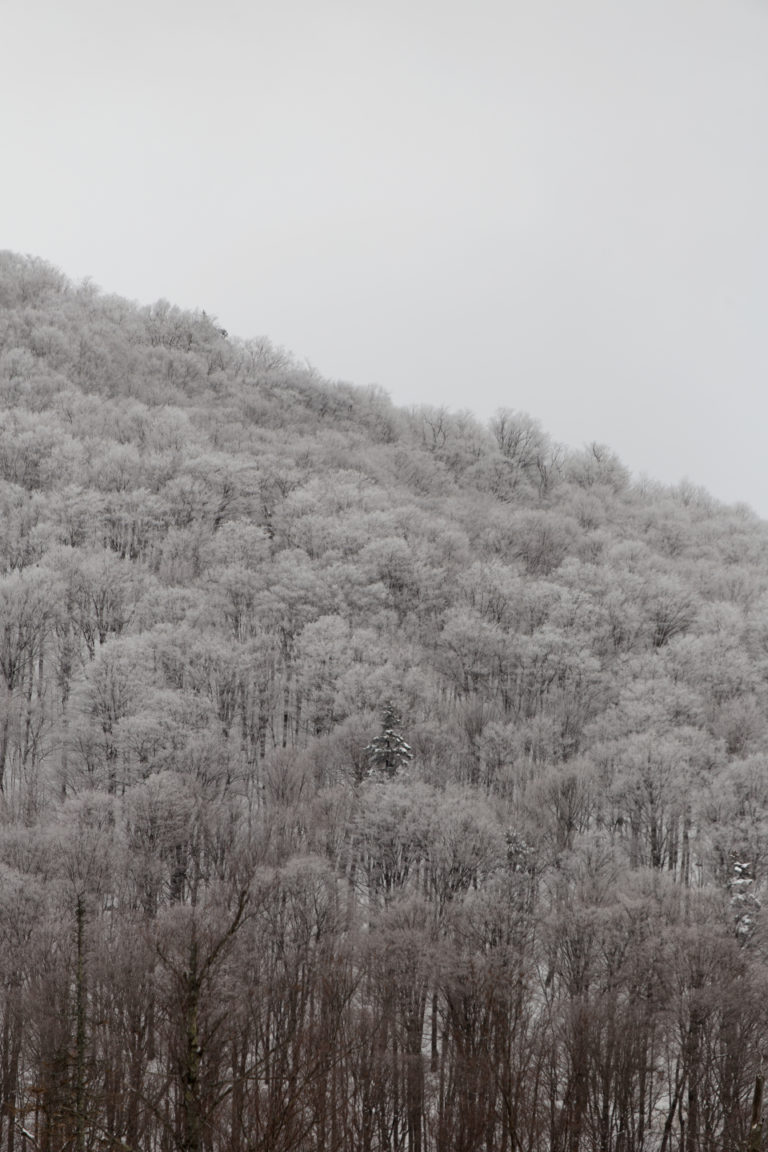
1,251 -> 768,1152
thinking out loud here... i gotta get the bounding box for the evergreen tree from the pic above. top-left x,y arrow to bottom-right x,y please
365,701 -> 413,778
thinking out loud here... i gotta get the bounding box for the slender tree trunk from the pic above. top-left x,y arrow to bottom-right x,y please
685,1011 -> 701,1152
281,662 -> 292,750
749,1074 -> 763,1152
430,992 -> 439,1074
1,999 -> 22,1152
181,943 -> 203,1152
405,1023 -> 423,1152
75,895 -> 87,1152
0,711 -> 10,792
681,808 -> 691,887
659,1065 -> 683,1152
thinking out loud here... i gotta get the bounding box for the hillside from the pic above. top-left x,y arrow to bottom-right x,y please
1,251 -> 768,1152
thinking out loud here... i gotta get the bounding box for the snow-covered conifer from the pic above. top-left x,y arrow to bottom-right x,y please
364,701 -> 413,778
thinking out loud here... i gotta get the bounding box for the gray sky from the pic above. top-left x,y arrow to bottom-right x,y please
3,0 -> 768,514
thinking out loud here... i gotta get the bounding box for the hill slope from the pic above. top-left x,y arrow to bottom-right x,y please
1,251 -> 768,1152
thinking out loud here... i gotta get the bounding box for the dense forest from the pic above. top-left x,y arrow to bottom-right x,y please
2,251 -> 768,1152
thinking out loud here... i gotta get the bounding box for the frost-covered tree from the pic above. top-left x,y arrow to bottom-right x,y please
3,251 -> 768,1151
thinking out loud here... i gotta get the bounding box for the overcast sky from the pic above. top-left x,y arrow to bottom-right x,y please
2,0 -> 768,513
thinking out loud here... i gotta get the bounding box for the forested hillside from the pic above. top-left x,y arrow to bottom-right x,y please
3,251 -> 768,1152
